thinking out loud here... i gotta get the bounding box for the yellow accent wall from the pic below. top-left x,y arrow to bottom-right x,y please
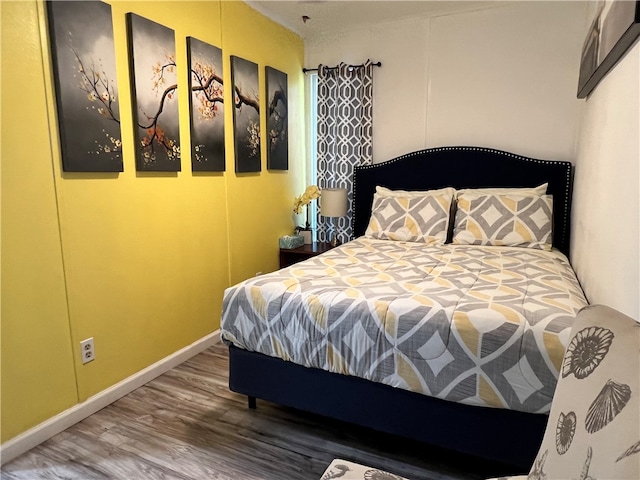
1,0 -> 79,441
221,1 -> 307,284
1,0 -> 305,443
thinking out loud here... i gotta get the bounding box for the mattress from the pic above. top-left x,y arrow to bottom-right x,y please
221,237 -> 588,414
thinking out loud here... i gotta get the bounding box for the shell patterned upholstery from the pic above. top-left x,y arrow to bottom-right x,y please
489,305 -> 640,480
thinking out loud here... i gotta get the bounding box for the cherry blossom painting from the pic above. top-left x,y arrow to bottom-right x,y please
47,1 -> 123,172
187,37 -> 225,172
265,66 -> 288,170
127,13 -> 180,171
231,56 -> 260,173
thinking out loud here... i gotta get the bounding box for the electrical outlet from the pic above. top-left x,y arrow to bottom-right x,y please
80,337 -> 95,364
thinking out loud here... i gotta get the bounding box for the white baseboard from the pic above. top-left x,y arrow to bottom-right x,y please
0,330 -> 221,465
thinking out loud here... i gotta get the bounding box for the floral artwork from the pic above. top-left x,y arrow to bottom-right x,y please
265,66 -> 288,170
46,1 -> 123,172
230,56 -> 260,173
127,14 -> 180,171
187,37 -> 225,172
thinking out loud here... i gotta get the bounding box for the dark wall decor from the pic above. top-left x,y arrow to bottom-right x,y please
187,37 -> 225,172
127,13 -> 181,171
230,56 -> 261,173
47,1 -> 123,172
265,67 -> 288,170
578,1 -> 640,98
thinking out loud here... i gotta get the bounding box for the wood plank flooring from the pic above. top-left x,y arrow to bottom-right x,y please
1,343 -> 523,480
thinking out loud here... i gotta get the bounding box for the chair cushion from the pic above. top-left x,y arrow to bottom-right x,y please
486,476 -> 527,480
528,305 -> 640,479
321,459 -> 408,479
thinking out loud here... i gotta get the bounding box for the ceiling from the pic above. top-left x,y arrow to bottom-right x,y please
246,0 -> 503,39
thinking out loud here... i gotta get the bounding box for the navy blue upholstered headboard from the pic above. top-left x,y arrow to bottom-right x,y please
353,146 -> 573,256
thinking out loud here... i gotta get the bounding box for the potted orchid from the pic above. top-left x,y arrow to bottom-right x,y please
293,185 -> 320,244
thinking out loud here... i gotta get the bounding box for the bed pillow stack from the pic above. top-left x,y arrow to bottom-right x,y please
365,183 -> 553,250
364,186 -> 455,244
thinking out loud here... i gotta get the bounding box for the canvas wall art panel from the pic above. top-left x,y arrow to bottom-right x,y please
127,13 -> 181,171
578,1 -> 640,98
187,37 -> 225,172
47,0 -> 123,172
265,66 -> 288,170
230,56 -> 261,173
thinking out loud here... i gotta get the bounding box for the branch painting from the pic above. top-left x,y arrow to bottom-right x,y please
187,37 -> 225,172
127,14 -> 180,171
265,66 -> 288,170
231,56 -> 261,173
47,1 -> 123,172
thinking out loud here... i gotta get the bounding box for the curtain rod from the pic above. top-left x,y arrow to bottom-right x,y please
302,61 -> 381,74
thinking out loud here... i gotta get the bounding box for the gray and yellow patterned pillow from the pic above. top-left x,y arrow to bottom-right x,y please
452,193 -> 553,250
365,187 -> 455,244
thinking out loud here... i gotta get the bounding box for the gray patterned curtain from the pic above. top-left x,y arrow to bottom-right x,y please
316,61 -> 373,243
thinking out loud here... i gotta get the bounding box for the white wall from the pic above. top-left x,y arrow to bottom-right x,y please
306,2 -> 588,163
306,1 -> 639,319
306,17 -> 430,162
572,42 -> 640,319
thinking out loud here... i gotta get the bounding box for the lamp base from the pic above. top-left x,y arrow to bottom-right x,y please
301,230 -> 312,245
330,234 -> 341,248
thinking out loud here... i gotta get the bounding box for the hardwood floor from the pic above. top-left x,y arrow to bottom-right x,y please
1,343 -> 522,480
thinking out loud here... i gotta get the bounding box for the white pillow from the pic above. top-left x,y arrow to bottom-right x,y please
456,183 -> 548,197
376,185 -> 455,198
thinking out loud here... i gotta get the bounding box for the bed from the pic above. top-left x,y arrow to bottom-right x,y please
220,146 -> 588,470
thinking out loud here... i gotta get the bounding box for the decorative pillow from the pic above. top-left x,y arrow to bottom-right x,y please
456,183 -> 548,197
376,185 -> 455,198
365,187 -> 455,244
452,193 -> 553,250
525,305 -> 640,480
321,459 -> 408,480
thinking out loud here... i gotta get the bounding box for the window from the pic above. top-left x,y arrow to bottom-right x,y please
308,73 -> 318,237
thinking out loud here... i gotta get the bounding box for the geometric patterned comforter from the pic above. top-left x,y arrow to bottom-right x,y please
221,237 -> 588,414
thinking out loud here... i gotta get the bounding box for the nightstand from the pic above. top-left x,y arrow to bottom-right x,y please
279,241 -> 333,268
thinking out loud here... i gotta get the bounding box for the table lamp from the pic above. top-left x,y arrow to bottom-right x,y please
320,188 -> 348,247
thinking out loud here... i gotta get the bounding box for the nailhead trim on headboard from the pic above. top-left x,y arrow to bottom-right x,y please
353,146 -> 573,256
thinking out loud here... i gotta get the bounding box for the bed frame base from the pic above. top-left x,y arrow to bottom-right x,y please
228,345 -> 546,471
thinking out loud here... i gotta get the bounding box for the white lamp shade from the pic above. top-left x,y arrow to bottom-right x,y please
320,188 -> 348,217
